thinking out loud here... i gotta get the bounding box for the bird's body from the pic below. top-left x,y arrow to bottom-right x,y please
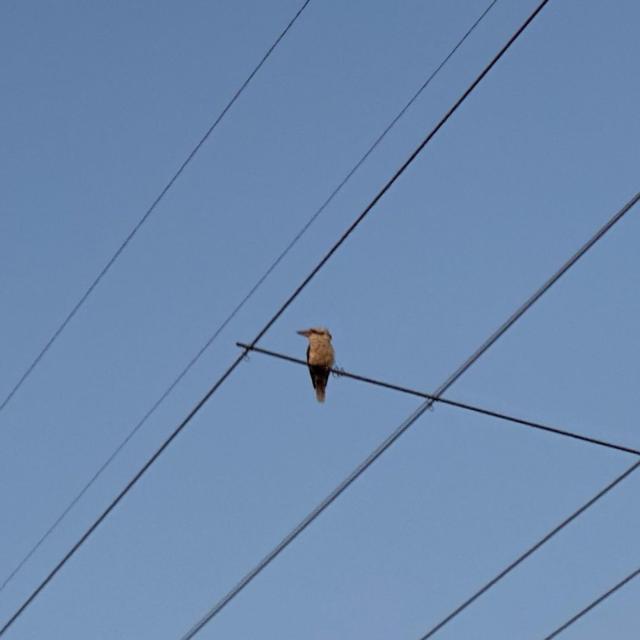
297,328 -> 335,402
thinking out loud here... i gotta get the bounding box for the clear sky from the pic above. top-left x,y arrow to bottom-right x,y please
1,1 -> 639,638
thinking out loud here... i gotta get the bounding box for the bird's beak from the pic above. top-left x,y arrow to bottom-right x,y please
297,329 -> 310,337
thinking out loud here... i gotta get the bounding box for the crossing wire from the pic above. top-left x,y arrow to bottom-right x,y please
0,0 -> 553,634
236,343 -> 640,459
0,0 -> 312,416
542,566 -> 640,639
418,459 -> 640,638
178,180 -> 637,639
0,0 -> 499,596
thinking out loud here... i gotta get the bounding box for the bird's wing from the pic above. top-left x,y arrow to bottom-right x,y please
306,345 -> 316,387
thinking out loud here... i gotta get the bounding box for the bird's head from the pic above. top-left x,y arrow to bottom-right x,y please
297,327 -> 332,340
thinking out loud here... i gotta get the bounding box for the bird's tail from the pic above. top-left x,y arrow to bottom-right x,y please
315,384 -> 326,403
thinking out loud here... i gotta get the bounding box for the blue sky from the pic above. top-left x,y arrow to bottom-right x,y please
1,1 -> 639,638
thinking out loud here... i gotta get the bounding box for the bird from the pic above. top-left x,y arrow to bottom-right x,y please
297,327 -> 335,402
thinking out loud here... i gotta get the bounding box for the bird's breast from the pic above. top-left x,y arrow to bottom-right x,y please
308,339 -> 335,367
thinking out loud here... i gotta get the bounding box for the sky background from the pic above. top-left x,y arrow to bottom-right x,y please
1,0 -> 639,638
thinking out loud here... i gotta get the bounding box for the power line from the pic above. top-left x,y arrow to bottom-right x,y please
3,0 -> 635,629
2,0 -> 535,633
3,1 -> 632,633
418,459 -> 640,639
542,566 -> 640,639
236,343 -> 640,458
0,0 -> 312,417
0,0 -> 554,631
0,0 -> 499,596
178,180 -> 635,639
0,0 -> 543,631
1,5 -> 632,640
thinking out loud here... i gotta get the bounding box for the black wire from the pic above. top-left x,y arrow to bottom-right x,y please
407,181 -> 640,638
178,178 -> 637,638
236,343 -> 640,459
0,0 -> 499,596
0,0 -> 313,417
418,460 -> 640,639
0,0 -> 554,634
0,0 -> 541,632
182,8 -> 640,635
542,566 -> 640,639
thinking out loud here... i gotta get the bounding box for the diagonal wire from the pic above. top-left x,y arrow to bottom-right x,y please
542,566 -> 640,639
178,180 -> 636,639
0,0 -> 312,417
236,343 -> 640,458
419,459 -> 640,639
0,0 -> 499,596
0,0 -> 553,634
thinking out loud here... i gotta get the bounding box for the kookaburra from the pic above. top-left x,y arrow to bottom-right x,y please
297,327 -> 335,402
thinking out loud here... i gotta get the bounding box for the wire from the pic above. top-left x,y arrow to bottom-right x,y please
0,0 -> 553,633
0,0 -> 499,596
236,343 -> 640,458
178,179 -> 635,639
418,459 -> 640,639
0,0 -> 313,417
542,566 -> 640,639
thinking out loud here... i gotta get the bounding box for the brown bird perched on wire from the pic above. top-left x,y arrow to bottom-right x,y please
297,327 -> 335,402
